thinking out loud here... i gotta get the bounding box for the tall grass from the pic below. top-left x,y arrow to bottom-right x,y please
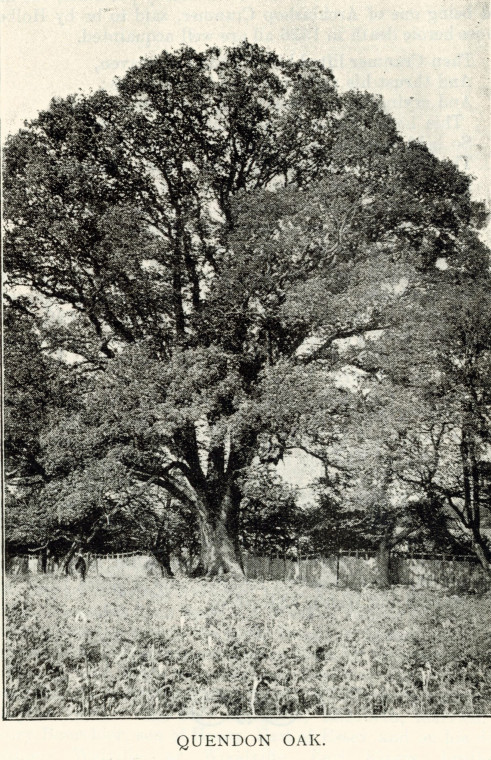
5,576 -> 491,717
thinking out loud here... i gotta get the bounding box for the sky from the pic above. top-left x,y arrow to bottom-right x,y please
2,0 -> 490,492
2,0 -> 489,208
2,0 -> 490,208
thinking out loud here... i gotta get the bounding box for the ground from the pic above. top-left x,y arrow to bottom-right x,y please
5,576 -> 491,717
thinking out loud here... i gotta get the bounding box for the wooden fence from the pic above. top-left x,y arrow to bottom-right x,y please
243,551 -> 489,592
6,549 -> 489,591
5,551 -> 163,579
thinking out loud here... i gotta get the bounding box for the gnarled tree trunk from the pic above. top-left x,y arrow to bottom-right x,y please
196,481 -> 244,579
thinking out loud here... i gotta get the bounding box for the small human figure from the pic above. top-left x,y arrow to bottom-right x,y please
74,553 -> 87,581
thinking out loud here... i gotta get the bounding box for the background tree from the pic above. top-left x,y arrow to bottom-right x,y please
4,303 -> 55,486
328,254 -> 491,577
379,279 -> 491,574
238,464 -> 301,557
4,301 -> 73,561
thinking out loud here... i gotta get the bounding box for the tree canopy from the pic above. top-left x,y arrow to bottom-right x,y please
4,42 -> 490,580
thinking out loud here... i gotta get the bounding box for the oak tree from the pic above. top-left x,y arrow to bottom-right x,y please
4,42 -> 486,577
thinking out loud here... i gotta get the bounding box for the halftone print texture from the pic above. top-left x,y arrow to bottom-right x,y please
3,1 -> 490,720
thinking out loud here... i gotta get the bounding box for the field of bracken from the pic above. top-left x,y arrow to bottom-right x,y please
5,576 -> 491,717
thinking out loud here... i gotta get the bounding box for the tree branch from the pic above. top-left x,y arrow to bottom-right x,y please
299,321 -> 392,364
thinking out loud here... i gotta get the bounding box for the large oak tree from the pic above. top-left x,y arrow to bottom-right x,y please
4,42 -> 487,577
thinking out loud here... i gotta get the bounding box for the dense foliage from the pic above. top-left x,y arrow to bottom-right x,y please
6,577 -> 491,717
4,42 -> 491,580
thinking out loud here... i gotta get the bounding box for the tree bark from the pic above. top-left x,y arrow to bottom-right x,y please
470,532 -> 491,579
151,548 -> 174,578
460,421 -> 491,577
196,483 -> 244,579
377,535 -> 392,589
59,538 -> 82,576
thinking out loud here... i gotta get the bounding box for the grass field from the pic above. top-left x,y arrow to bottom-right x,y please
5,576 -> 491,717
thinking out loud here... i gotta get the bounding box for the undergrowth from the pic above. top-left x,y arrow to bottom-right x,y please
5,577 -> 491,717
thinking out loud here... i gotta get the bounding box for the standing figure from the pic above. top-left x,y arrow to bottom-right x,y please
74,553 -> 87,581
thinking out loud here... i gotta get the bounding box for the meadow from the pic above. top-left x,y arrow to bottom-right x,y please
5,576 -> 491,717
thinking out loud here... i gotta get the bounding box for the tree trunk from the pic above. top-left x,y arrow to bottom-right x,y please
471,532 -> 491,580
151,520 -> 175,578
59,538 -> 81,576
377,536 -> 392,589
197,484 -> 244,580
460,421 -> 491,579
151,548 -> 174,578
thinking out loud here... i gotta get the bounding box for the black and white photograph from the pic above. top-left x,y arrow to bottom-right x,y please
2,0 -> 490,742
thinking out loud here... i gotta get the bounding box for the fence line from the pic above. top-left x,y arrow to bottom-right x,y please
243,552 -> 488,591
12,548 -> 480,562
242,549 -> 481,562
6,549 -> 489,591
89,550 -> 144,559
